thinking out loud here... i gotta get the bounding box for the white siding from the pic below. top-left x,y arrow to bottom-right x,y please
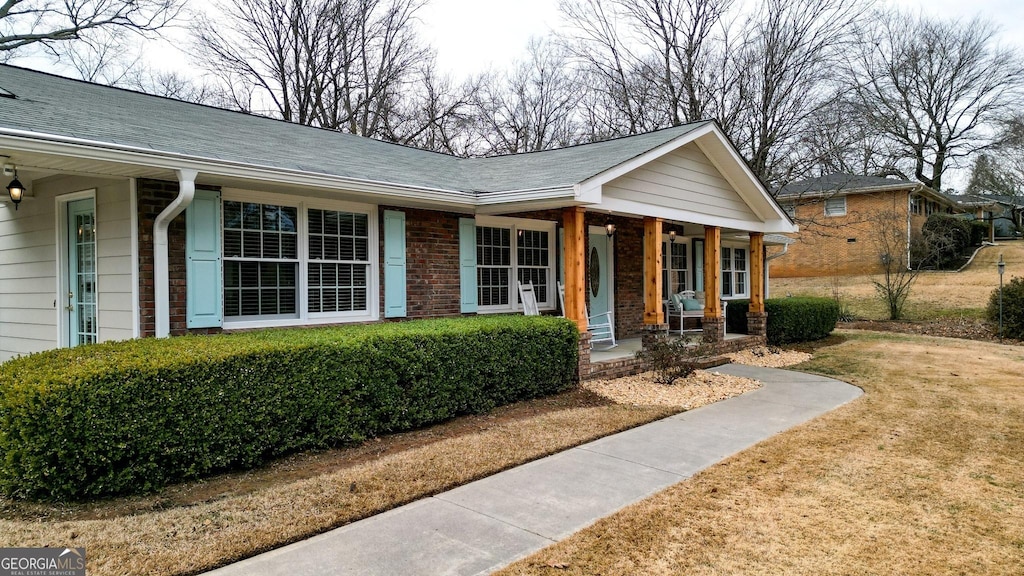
94,181 -> 134,343
0,175 -> 133,361
604,143 -> 758,221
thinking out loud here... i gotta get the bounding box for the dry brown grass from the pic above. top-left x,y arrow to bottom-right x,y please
498,331 -> 1024,576
0,389 -> 679,576
771,240 -> 1024,319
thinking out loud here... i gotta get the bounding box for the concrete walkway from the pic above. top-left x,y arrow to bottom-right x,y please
206,364 -> 861,576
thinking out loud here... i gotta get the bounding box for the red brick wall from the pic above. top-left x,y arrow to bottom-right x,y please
137,178 -> 222,337
378,207 -> 466,319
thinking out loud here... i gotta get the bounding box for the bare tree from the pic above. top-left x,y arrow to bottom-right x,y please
383,58 -> 480,155
732,0 -> 867,185
845,12 -> 1024,192
0,0 -> 181,54
558,0 -> 738,136
966,114 -> 1024,197
473,37 -> 583,155
870,205 -> 920,320
793,95 -> 907,180
192,0 -> 428,138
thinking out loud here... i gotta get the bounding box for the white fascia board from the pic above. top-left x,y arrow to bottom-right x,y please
598,196 -> 798,233
575,122 -> 717,200
474,186 -> 575,205
0,129 -> 476,208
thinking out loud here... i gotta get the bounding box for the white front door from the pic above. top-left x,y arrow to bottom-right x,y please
66,198 -> 98,346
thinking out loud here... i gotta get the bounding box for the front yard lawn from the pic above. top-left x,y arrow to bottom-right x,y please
498,331 -> 1024,575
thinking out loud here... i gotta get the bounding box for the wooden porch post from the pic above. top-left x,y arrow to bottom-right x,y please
563,207 -> 587,332
749,232 -> 765,314
703,225 -> 724,342
643,217 -> 664,326
747,232 -> 768,338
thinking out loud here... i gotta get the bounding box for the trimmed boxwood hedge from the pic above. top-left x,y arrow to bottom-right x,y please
725,297 -> 839,345
0,316 -> 578,501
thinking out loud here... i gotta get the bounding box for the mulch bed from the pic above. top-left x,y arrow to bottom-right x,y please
841,318 -> 1023,345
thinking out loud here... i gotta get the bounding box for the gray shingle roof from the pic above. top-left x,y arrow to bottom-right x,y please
775,173 -> 917,197
0,65 -> 706,194
960,193 -> 1024,207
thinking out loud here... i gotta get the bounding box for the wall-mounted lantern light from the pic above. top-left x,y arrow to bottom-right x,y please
605,218 -> 616,237
5,165 -> 24,210
669,230 -> 677,243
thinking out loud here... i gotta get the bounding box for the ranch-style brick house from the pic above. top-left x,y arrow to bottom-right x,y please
770,173 -> 960,278
0,65 -> 796,373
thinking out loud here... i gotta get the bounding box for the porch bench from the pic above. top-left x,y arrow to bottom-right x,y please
664,290 -> 727,334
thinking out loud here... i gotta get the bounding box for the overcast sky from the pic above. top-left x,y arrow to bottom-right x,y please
417,0 -> 1024,79
126,0 -> 1024,83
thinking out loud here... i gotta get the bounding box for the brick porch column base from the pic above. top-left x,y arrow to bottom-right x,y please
702,317 -> 725,343
747,311 -> 768,337
641,323 -> 669,349
576,331 -> 593,382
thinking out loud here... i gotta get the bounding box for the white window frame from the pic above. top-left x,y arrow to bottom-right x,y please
824,196 -> 847,217
721,243 -> 750,299
221,189 -> 379,330
55,189 -> 99,349
475,215 -> 557,314
910,195 -> 922,216
661,235 -> 690,297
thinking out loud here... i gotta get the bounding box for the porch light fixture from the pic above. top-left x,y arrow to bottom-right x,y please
605,219 -> 616,237
5,167 -> 24,210
669,230 -> 677,243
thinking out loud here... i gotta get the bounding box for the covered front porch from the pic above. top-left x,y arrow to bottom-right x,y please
555,206 -> 770,379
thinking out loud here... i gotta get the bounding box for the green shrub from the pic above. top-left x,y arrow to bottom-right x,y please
0,316 -> 578,500
764,297 -> 840,345
726,299 -> 750,334
921,214 -> 972,269
970,220 -> 989,246
635,337 -> 714,385
711,298 -> 839,344
988,276 -> 1024,339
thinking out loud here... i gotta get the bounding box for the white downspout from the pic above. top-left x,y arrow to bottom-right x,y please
907,191 -> 913,270
154,169 -> 197,338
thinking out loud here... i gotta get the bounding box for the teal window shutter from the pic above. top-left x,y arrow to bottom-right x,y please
186,189 -> 223,328
459,217 -> 477,313
383,210 -> 407,318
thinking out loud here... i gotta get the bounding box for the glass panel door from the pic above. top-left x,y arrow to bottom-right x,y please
68,199 -> 98,346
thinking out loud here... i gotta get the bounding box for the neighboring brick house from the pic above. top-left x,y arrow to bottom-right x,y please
770,173 -> 960,278
0,64 -> 796,368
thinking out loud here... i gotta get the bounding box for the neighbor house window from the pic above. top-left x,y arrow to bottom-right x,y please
223,197 -> 376,325
824,197 -> 847,217
476,218 -> 555,312
721,246 -> 748,298
782,202 -> 796,218
661,239 -> 688,296
910,195 -> 922,215
223,201 -> 299,318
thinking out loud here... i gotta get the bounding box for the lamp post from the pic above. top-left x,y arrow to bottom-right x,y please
997,253 -> 1005,341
